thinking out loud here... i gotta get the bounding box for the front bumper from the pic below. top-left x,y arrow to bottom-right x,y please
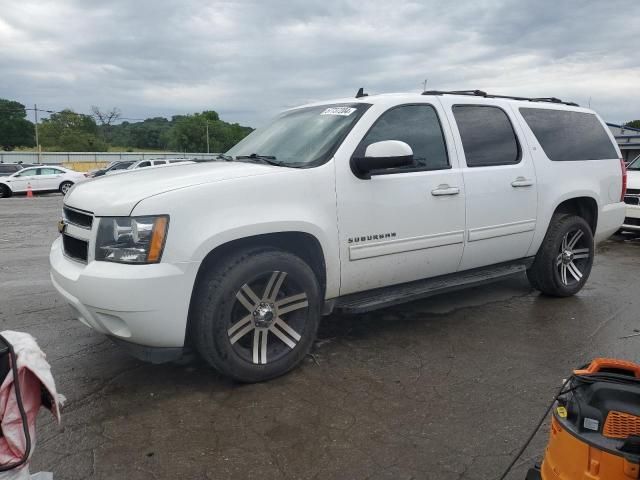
50,236 -> 199,351
622,202 -> 640,232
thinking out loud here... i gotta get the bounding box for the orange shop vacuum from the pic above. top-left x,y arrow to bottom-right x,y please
499,358 -> 640,480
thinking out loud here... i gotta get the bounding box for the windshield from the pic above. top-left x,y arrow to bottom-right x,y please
226,103 -> 370,167
628,154 -> 640,170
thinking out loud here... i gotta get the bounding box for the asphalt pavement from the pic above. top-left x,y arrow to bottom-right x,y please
1,194 -> 639,480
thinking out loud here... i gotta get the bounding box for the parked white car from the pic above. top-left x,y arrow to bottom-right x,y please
104,158 -> 193,175
621,154 -> 640,231
0,165 -> 86,197
50,90 -> 625,382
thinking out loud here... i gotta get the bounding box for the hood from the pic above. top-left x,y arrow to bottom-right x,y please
627,169 -> 640,190
64,161 -> 281,216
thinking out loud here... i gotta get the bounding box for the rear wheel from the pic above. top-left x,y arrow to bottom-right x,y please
527,214 -> 594,297
59,181 -> 73,195
0,184 -> 12,198
191,248 -> 321,382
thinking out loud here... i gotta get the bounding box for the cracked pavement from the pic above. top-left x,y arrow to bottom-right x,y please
1,195 -> 639,479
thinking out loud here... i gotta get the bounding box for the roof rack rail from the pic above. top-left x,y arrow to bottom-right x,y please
421,90 -> 579,107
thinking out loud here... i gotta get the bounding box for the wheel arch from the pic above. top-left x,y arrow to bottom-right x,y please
59,180 -> 74,191
0,181 -> 12,196
552,196 -> 598,233
186,231 -> 328,344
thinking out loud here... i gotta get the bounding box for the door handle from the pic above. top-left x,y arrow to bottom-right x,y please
511,177 -> 534,188
431,185 -> 460,196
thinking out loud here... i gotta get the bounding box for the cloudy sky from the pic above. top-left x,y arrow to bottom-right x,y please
0,0 -> 638,127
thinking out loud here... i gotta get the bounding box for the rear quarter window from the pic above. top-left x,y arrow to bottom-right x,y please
519,108 -> 618,161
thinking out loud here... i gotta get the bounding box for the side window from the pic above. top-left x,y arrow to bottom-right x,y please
353,104 -> 449,171
519,108 -> 618,161
137,161 -> 151,168
453,105 -> 521,167
17,168 -> 38,177
40,168 -> 57,175
154,160 -> 167,165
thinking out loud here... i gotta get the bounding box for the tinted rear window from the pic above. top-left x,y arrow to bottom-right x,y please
453,105 -> 520,167
519,108 -> 618,161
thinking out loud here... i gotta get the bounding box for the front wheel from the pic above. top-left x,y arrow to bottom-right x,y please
191,248 -> 321,382
527,214 -> 594,297
0,184 -> 11,198
59,181 -> 73,195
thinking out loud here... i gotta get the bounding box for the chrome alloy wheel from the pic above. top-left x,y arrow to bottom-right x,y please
556,228 -> 591,286
227,271 -> 309,365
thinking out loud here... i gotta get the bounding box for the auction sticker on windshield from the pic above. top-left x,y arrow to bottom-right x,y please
321,107 -> 357,116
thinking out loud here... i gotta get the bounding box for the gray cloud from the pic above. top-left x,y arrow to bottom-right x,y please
0,0 -> 638,126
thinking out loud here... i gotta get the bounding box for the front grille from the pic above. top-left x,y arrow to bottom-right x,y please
63,234 -> 88,263
624,217 -> 640,226
627,188 -> 640,195
624,196 -> 640,206
63,206 -> 93,229
603,411 -> 640,439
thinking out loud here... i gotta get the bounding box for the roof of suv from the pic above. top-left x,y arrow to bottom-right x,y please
298,90 -> 586,112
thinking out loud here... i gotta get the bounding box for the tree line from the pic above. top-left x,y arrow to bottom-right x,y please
0,98 -> 253,152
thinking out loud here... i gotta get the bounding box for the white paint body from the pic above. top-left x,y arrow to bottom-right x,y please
0,166 -> 86,194
49,93 -> 626,350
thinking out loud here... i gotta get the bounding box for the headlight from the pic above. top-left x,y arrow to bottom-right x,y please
95,215 -> 169,264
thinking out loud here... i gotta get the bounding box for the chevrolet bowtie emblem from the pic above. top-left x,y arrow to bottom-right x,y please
57,219 -> 66,234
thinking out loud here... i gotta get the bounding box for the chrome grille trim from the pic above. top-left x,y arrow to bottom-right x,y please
63,206 -> 94,229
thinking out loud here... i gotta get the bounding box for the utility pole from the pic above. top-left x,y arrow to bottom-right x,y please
205,121 -> 210,154
34,104 -> 41,164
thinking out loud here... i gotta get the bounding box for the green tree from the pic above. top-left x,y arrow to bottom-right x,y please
625,120 -> 640,130
0,99 -> 35,150
39,109 -> 107,151
166,111 -> 252,152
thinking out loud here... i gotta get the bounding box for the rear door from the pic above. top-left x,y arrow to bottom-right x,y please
440,99 -> 538,270
37,167 -> 65,191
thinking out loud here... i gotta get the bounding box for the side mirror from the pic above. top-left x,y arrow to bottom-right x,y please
351,140 -> 414,179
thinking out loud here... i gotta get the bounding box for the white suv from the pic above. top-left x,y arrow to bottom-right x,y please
50,89 -> 626,382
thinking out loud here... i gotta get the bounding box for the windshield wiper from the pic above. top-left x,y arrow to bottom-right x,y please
215,153 -> 235,161
235,153 -> 288,167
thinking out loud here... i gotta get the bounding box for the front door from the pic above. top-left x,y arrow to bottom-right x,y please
7,167 -> 39,193
441,99 -> 538,270
335,102 -> 466,295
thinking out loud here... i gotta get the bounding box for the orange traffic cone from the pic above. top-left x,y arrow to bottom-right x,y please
26,183 -> 34,198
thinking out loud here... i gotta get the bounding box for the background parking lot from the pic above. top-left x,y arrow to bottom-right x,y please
1,195 -> 639,480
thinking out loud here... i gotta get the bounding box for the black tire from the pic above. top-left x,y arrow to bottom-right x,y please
527,214 -> 594,297
191,247 -> 321,382
0,185 -> 11,198
59,181 -> 73,195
